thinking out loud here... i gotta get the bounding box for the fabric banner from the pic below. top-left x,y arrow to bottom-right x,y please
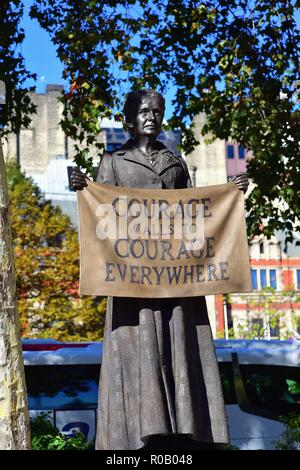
77,181 -> 252,298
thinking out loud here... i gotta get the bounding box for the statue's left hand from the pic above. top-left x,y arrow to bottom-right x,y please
230,173 -> 249,193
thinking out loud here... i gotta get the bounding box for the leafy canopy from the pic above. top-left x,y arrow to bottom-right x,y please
7,162 -> 106,341
0,1 -> 36,135
30,0 -> 300,240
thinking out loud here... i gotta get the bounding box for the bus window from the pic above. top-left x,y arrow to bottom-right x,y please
218,362 -> 237,405
25,364 -> 100,410
240,364 -> 300,417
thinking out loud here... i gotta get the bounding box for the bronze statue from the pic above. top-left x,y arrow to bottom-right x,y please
71,89 -> 248,450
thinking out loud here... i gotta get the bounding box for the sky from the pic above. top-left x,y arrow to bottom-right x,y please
20,1 -> 300,120
20,0 -> 176,119
21,0 -> 67,92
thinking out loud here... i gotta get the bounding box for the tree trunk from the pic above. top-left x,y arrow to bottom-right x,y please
0,140 -> 31,449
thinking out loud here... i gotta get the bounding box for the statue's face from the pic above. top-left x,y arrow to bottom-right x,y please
128,95 -> 164,138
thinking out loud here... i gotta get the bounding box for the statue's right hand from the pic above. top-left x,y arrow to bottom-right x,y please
70,167 -> 89,191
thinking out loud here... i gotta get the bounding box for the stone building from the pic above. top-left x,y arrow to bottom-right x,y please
184,111 -> 251,186
3,85 -> 103,225
184,113 -> 228,188
2,84 -> 104,175
4,85 -> 66,174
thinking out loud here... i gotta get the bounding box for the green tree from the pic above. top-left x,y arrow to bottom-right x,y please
0,1 -> 36,135
7,162 -> 106,341
31,0 -> 300,239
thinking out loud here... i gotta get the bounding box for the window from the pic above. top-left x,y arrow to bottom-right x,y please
25,365 -> 100,410
252,318 -> 264,338
260,269 -> 267,288
218,362 -> 237,405
251,269 -> 258,290
115,134 -> 126,141
270,270 -> 277,289
107,143 -> 122,152
238,146 -> 245,159
227,145 -> 234,159
297,270 -> 300,290
240,364 -> 300,417
259,242 -> 264,254
270,319 -> 280,338
105,132 -> 113,140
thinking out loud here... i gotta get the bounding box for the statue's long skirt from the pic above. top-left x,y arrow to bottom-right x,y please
95,296 -> 229,450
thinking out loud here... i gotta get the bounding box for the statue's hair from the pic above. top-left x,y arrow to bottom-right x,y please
123,89 -> 165,136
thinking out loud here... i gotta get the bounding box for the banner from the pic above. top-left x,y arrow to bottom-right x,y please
77,181 -> 252,298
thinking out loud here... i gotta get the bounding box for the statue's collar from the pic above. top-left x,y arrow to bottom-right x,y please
115,139 -> 169,156
114,139 -> 180,175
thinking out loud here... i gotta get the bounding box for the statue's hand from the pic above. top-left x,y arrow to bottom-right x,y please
230,173 -> 249,193
70,167 -> 89,191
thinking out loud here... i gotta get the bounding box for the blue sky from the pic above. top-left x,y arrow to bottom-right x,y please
20,1 -> 300,120
21,0 -> 176,118
21,0 -> 67,92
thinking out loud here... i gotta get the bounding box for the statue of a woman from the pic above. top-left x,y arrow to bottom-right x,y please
71,89 -> 248,450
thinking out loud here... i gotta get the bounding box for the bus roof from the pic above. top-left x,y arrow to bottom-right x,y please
215,339 -> 300,367
22,340 -> 103,365
22,339 -> 300,367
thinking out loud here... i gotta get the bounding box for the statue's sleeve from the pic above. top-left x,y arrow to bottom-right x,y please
96,152 -> 117,185
179,157 -> 193,188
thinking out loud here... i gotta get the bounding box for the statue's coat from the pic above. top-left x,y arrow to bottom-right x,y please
95,139 -> 229,450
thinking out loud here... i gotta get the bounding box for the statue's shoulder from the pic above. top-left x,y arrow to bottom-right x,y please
109,139 -> 134,157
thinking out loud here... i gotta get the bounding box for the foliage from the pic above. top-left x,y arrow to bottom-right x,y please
30,0 -> 300,239
7,161 -> 106,340
292,314 -> 300,339
30,412 -> 93,450
275,412 -> 300,450
0,0 -> 36,135
224,444 -> 239,450
229,287 -> 300,340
